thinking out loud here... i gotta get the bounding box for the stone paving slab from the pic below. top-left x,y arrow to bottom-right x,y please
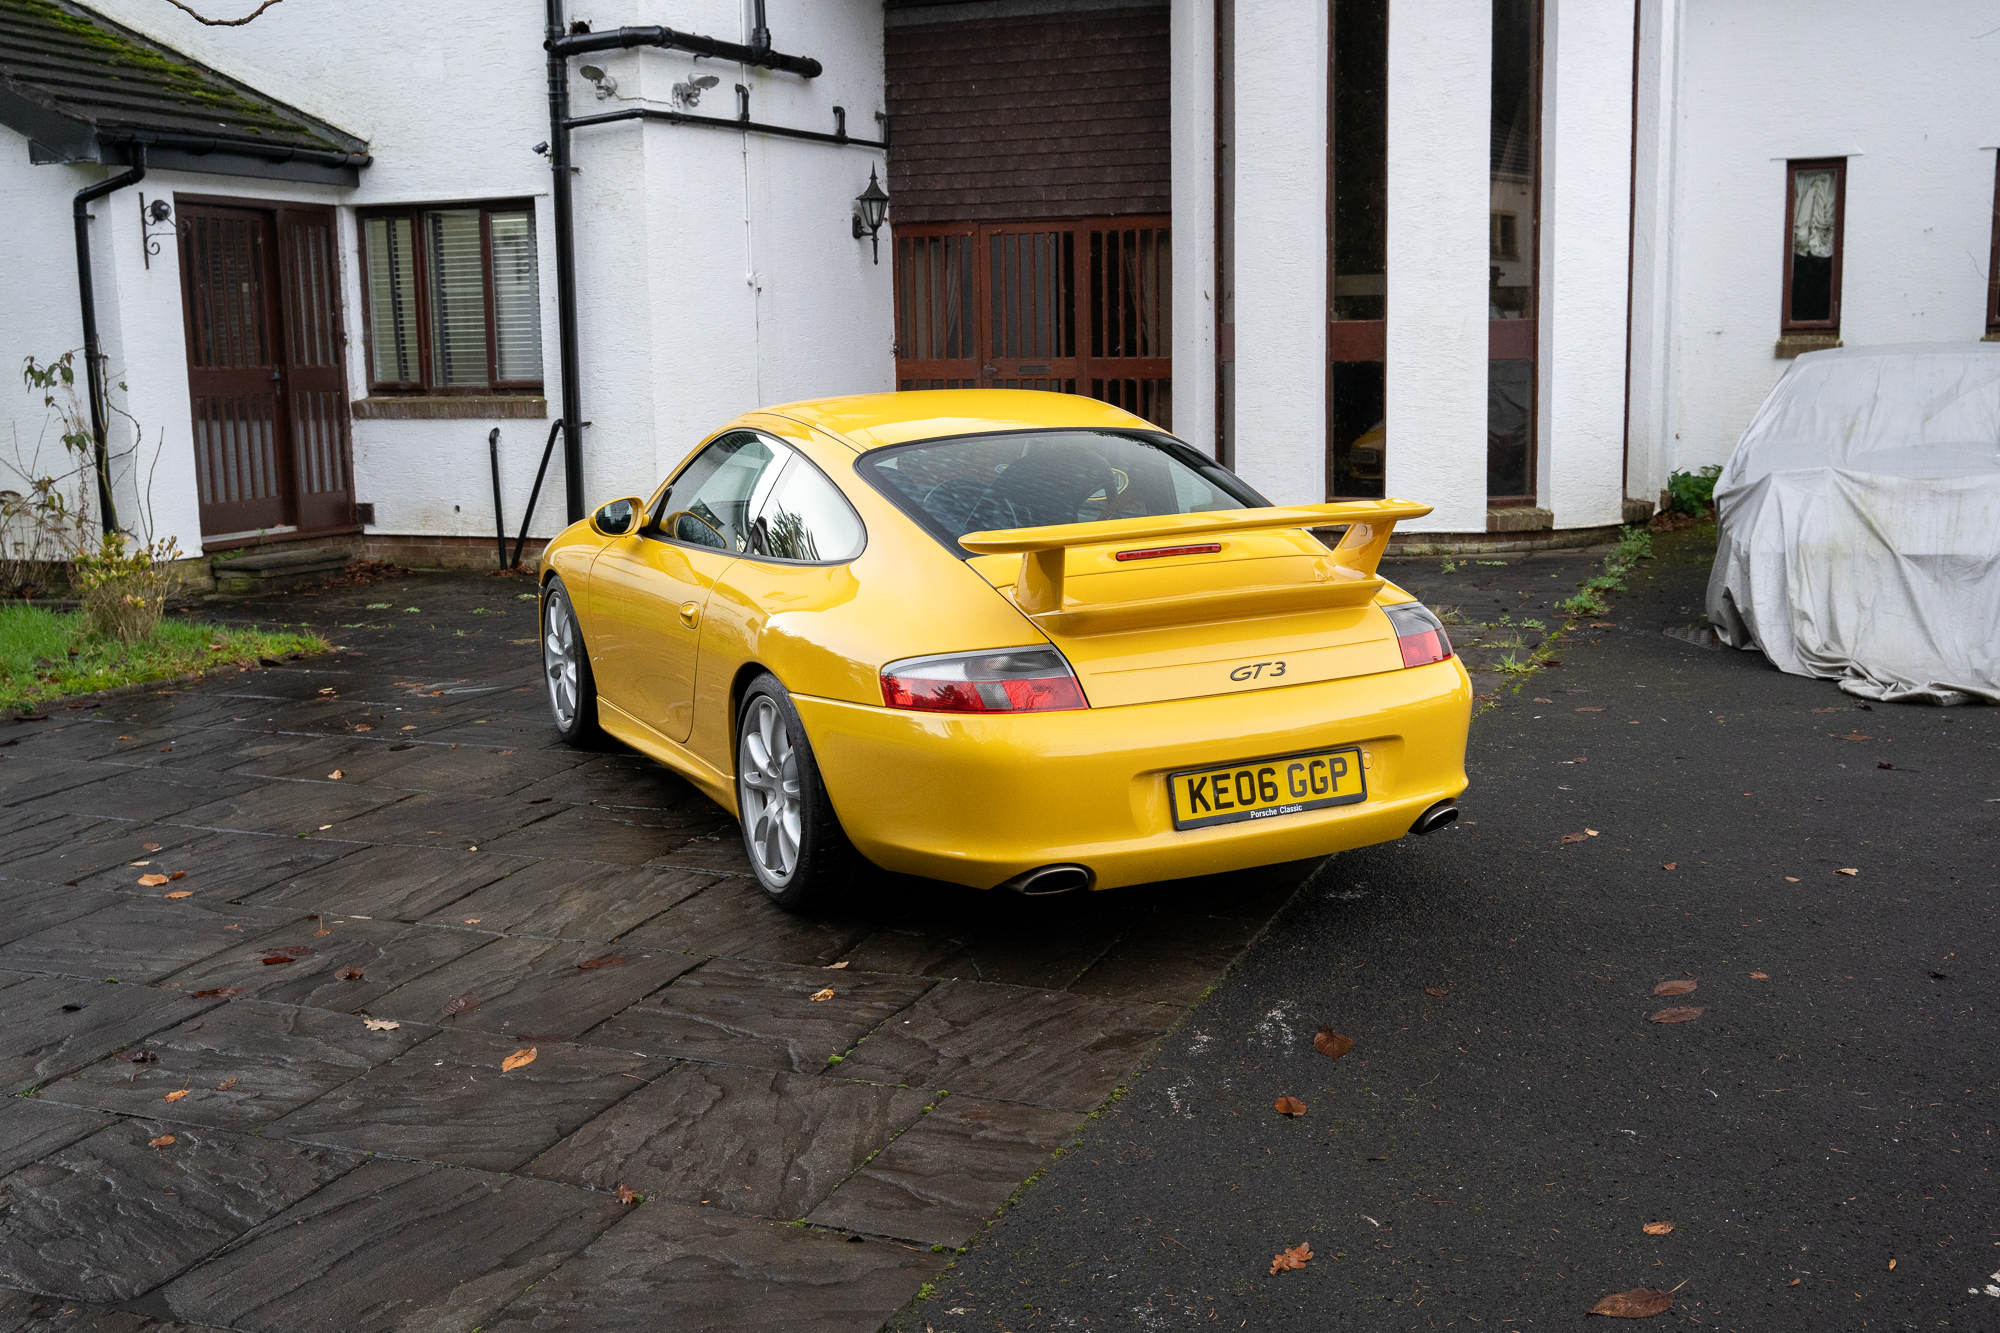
39,1000 -> 428,1130
620,878 -> 877,965
582,956 -> 936,1073
14,772 -> 256,826
161,917 -> 492,1013
0,974 -> 213,1094
0,900 -> 301,986
0,817 -> 124,879
484,1200 -> 947,1333
0,1101 -> 114,1178
169,781 -> 410,839
806,1097 -> 1082,1247
269,1028 -> 658,1171
238,842 -> 532,919
832,979 -> 1175,1111
314,789 -> 555,850
507,751 -> 708,809
68,833 -> 342,903
476,803 -> 716,864
413,862 -> 720,941
524,1063 -> 937,1219
0,1118 -> 358,1303
155,1159 -> 624,1333
0,757 -> 111,806
0,1285 -> 231,1331
0,884 -> 124,948
364,936 -> 701,1039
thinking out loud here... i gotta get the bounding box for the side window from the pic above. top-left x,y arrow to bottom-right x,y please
749,459 -> 867,563
654,432 -> 787,552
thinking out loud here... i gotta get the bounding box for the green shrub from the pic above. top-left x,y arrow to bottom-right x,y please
1666,464 -> 1723,517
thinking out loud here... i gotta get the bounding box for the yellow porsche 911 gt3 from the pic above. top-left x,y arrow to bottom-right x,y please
538,390 -> 1469,910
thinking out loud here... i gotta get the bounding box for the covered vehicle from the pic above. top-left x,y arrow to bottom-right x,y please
1707,342 -> 2000,704
539,390 -> 1471,910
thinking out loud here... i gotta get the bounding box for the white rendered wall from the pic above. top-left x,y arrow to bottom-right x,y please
1624,0 -> 1680,513
1635,0 -> 2000,497
1537,0 -> 1633,529
1228,0 -> 1327,505
1169,0 -> 1217,458
1383,0 -> 1490,532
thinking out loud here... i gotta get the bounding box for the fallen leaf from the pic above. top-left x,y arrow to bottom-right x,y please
318,824 -> 332,831
824,961 -> 850,970
1533,697 -> 1553,703
1749,972 -> 1769,979
1425,986 -> 1450,997
1589,621 -> 1617,628
500,1047 -> 539,1072
1887,1258 -> 1896,1270
148,1135 -> 176,1148
1784,876 -> 1799,882
1662,862 -> 1677,870
1270,1242 -> 1313,1275
314,928 -> 332,936
577,955 -> 633,970
1589,1287 -> 1673,1317
328,770 -> 344,780
1789,1278 -> 1801,1287
1313,1028 -> 1354,1060
363,1017 -> 400,1031
463,919 -> 482,925
143,842 -> 161,851
810,988 -> 836,1002
318,686 -> 336,695
1810,707 -> 1837,713
164,890 -> 193,899
1560,832 -> 1591,844
138,873 -> 170,887
215,1078 -> 237,1091
1576,706 -> 1605,712
1876,761 -> 1893,770
615,1183 -> 641,1204
335,967 -> 364,981
130,860 -> 151,866
1836,868 -> 1858,876
164,1089 -> 189,1102
1274,1095 -> 1308,1117
1837,732 -> 1871,741
1654,979 -> 1697,996
117,1049 -> 158,1063
1648,1007 -> 1704,1024
191,986 -> 247,999
168,871 -> 186,881
442,993 -> 481,1017
261,955 -> 298,966
1642,1220 -> 1674,1235
1585,828 -> 1599,836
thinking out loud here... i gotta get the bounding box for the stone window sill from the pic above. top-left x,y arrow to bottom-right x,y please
352,396 -> 547,420
1774,334 -> 1841,360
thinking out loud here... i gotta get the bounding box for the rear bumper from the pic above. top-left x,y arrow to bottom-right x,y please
794,657 -> 1471,891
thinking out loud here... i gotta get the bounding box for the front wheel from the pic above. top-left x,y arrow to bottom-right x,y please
736,675 -> 855,911
542,577 -> 602,746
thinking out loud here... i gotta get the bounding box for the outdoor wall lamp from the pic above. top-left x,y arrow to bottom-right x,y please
851,166 -> 889,264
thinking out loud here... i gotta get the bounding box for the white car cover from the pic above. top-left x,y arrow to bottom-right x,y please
1706,341 -> 2000,705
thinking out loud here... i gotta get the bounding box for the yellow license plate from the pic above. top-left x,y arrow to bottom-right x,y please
1168,747 -> 1366,831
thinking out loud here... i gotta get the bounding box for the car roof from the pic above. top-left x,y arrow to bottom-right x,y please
757,389 -> 1159,452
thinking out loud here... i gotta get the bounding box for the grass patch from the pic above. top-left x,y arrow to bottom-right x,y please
0,606 -> 326,711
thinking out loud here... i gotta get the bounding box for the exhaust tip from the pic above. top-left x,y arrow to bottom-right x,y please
1410,802 -> 1459,837
998,863 -> 1095,896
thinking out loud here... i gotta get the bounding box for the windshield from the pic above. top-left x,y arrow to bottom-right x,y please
859,429 -> 1266,549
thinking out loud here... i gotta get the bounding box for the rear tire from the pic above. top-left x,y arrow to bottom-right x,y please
542,577 -> 602,746
736,675 -> 855,912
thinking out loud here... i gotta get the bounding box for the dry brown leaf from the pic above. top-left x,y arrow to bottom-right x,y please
615,1183 -> 641,1204
1836,868 -> 1858,876
164,890 -> 193,899
1274,1096 -> 1308,1117
1270,1242 -> 1313,1275
148,1135 -> 176,1148
1313,1028 -> 1354,1061
810,988 -> 836,1002
500,1047 -> 538,1072
168,871 -> 186,881
1560,832 -> 1591,845
1642,1220 -> 1674,1235
1788,1278 -> 1800,1287
1425,987 -> 1450,997
1654,979 -> 1697,996
1784,875 -> 1799,882
314,928 -> 332,936
328,770 -> 344,780
1887,1258 -> 1896,1270
1662,862 -> 1677,870
1576,706 -> 1606,712
261,955 -> 298,966
1588,1287 -> 1673,1317
1648,1007 -> 1704,1024
190,986 -> 247,999
443,993 -> 481,1017
1586,828 -> 1599,836
576,955 -> 634,970
138,873 -> 170,887
362,1017 -> 400,1031
142,842 -> 162,851
1749,972 -> 1770,980
162,1088 -> 190,1102
823,961 -> 850,970
335,967 -> 364,981
1837,732 -> 1871,741
215,1078 -> 237,1090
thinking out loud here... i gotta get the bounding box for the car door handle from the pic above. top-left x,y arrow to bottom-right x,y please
678,601 -> 700,627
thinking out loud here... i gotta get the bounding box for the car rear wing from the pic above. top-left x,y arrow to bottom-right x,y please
959,499 -> 1433,632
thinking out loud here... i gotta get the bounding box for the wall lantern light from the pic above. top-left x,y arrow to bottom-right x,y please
139,194 -> 175,270
851,166 -> 889,264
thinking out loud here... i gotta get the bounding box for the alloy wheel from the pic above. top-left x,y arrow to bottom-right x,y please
739,695 -> 802,884
543,592 -> 580,729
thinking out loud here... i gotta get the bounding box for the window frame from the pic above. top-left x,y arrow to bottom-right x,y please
1781,158 -> 1846,335
356,198 -> 544,396
1986,153 -> 2000,336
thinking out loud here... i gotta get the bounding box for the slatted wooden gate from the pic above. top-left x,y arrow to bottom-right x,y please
177,200 -> 354,540
893,217 -> 1172,430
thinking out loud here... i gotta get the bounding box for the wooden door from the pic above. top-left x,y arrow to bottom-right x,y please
177,201 -> 354,540
893,216 -> 1172,430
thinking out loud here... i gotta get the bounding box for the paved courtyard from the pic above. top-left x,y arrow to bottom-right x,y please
0,569 -> 1311,1332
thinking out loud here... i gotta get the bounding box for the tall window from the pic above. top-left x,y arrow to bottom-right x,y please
1487,0 -> 1540,502
359,202 -> 544,394
1986,154 -> 2000,338
1782,159 -> 1844,335
1326,0 -> 1389,499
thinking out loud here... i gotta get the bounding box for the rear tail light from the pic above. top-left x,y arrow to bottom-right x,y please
881,647 -> 1087,713
1384,602 -> 1453,668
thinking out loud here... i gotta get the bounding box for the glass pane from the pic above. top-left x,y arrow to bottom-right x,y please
1486,359 -> 1532,496
364,216 -> 417,383
489,209 -> 543,382
1331,0 -> 1387,322
1330,361 -> 1386,498
661,432 -> 785,552
861,430 -> 1264,547
425,209 -> 490,386
1789,167 -> 1837,323
753,461 -> 866,563
1490,0 -> 1537,322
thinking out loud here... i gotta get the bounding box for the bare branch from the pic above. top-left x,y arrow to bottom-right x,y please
156,0 -> 286,26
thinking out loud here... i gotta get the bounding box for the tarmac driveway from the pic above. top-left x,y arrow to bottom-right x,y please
0,568 -> 1310,1332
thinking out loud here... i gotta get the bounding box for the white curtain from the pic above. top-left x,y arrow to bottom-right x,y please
1793,169 -> 1837,259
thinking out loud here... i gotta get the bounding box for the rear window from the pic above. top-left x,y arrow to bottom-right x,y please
858,429 -> 1265,550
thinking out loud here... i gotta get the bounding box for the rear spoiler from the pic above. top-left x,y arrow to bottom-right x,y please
959,499 -> 1432,629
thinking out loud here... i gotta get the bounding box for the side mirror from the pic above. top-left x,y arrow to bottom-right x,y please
590,496 -> 649,538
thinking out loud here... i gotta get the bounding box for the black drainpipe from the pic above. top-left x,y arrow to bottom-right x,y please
544,0 -> 585,524
73,144 -> 146,536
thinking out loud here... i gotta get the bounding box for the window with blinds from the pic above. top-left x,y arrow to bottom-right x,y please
358,201 -> 543,393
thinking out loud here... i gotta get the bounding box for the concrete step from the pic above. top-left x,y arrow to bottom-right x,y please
211,547 -> 353,595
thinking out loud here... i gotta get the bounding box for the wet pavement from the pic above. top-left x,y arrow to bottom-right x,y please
0,568 -> 1310,1332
